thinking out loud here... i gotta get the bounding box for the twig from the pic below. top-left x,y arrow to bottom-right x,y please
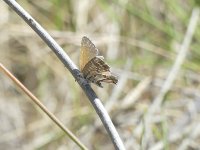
0,63 -> 88,150
2,0 -> 125,149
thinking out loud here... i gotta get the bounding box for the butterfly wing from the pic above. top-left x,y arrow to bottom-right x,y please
80,36 -> 99,71
82,57 -> 118,87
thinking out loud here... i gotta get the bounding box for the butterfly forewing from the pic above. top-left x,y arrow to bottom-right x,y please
80,36 -> 118,87
80,36 -> 99,71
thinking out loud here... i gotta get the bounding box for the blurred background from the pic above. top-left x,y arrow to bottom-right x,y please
0,0 -> 200,149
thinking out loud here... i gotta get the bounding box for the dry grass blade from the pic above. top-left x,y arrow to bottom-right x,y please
0,63 -> 88,150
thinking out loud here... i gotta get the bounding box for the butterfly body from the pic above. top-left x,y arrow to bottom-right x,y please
80,36 -> 118,87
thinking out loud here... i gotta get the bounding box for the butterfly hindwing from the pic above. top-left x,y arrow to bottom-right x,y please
82,57 -> 118,87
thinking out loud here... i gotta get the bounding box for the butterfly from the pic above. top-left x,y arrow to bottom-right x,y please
79,36 -> 118,87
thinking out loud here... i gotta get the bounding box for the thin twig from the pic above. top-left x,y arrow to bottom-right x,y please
3,0 -> 125,149
0,63 -> 88,150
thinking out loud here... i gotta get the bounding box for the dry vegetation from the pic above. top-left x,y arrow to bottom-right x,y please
0,0 -> 200,150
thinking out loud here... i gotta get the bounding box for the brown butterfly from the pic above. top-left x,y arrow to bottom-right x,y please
80,36 -> 118,87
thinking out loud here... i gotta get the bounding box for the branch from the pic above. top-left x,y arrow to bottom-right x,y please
3,0 -> 125,149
